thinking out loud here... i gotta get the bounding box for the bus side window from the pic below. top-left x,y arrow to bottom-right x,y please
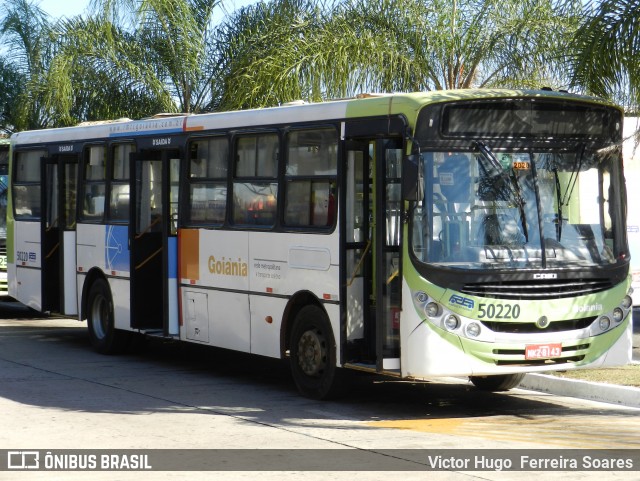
109,143 -> 134,222
283,128 -> 337,228
81,146 -> 106,221
232,134 -> 278,227
187,137 -> 228,226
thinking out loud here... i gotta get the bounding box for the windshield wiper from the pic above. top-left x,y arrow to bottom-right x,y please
472,141 -> 528,242
552,163 -> 563,241
561,143 -> 585,207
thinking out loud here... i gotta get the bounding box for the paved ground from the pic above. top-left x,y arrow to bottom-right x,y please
0,313 -> 638,481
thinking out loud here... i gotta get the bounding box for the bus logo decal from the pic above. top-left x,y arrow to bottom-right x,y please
575,304 -> 603,313
208,255 -> 248,277
533,273 -> 557,279
449,294 -> 474,310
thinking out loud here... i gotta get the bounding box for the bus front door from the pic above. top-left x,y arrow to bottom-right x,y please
130,149 -> 180,335
41,154 -> 78,315
344,139 -> 402,372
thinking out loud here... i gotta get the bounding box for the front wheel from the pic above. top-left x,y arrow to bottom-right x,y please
469,373 -> 525,391
289,305 -> 339,399
86,278 -> 129,354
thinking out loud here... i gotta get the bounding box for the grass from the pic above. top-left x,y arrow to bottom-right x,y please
549,364 -> 640,388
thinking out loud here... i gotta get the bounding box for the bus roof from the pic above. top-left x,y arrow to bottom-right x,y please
9,89 -> 620,146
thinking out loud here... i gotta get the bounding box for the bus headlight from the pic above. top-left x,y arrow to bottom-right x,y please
444,315 -> 460,331
612,308 -> 624,323
465,322 -> 481,338
621,295 -> 633,309
415,291 -> 428,304
425,302 -> 440,318
598,316 -> 611,331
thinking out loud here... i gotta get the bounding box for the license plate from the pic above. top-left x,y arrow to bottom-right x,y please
525,343 -> 562,360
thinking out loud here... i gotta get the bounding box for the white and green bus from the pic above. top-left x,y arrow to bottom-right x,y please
6,90 -> 633,398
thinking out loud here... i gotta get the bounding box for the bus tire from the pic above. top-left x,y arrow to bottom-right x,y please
289,305 -> 338,400
87,278 -> 128,354
469,373 -> 525,391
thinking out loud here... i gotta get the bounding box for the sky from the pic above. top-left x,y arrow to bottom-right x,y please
36,0 -> 256,21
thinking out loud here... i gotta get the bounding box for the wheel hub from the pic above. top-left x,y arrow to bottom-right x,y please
297,329 -> 326,377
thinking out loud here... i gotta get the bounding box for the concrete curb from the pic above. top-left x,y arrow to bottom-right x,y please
519,373 -> 640,409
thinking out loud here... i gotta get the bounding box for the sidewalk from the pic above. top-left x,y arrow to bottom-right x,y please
519,311 -> 640,409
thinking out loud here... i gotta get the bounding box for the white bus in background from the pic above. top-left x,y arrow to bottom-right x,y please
624,117 -> 640,306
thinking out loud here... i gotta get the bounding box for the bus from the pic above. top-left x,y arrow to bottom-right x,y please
0,138 -> 9,297
622,117 -> 640,305
6,89 -> 633,398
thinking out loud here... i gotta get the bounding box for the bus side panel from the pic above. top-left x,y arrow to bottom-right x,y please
63,230 -> 77,315
76,224 -> 107,273
209,290 -> 250,353
180,229 -> 250,352
110,277 -> 132,331
249,294 -> 286,358
13,221 -> 41,310
76,223 -> 131,330
249,231 -> 340,300
248,231 -> 340,360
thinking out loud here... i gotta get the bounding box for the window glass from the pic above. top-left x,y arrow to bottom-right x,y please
64,163 -> 77,229
285,180 -> 336,227
15,150 -> 42,182
81,146 -> 106,220
233,182 -> 277,226
284,128 -> 337,228
189,183 -> 227,223
13,150 -> 45,219
236,134 -> 278,178
136,160 -> 163,234
187,137 -> 229,226
190,138 -> 228,178
232,134 -> 279,227
110,183 -> 130,221
286,129 -> 337,175
85,146 -> 106,180
113,144 -> 134,180
108,143 -> 134,222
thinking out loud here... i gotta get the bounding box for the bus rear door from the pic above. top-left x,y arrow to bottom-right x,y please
42,153 -> 78,315
130,148 -> 180,335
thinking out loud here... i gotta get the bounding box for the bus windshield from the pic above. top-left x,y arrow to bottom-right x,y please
411,144 -> 625,270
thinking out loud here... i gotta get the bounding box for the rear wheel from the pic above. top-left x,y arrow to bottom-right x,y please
469,373 -> 525,391
289,305 -> 338,399
87,278 -> 128,354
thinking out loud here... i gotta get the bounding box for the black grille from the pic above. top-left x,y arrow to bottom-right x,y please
461,278 -> 613,300
480,317 -> 596,333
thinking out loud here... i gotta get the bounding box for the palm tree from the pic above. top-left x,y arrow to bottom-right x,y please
46,16 -> 174,125
212,0 -> 326,110
214,0 -> 580,110
325,0 -> 580,93
0,0 -> 55,130
570,0 -> 640,111
0,57 -> 23,134
90,0 -> 223,113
